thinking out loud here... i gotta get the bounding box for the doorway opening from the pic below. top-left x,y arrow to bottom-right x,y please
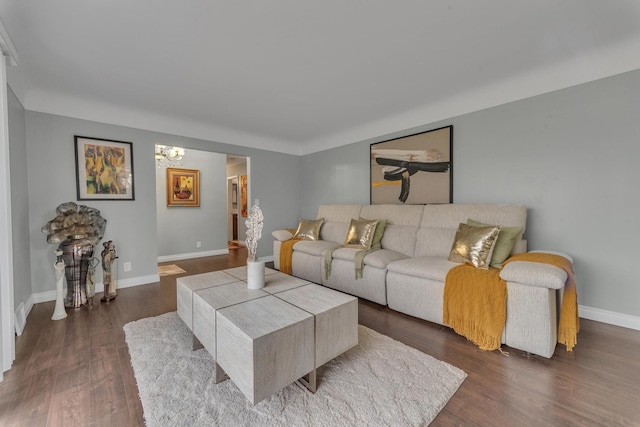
226,155 -> 247,251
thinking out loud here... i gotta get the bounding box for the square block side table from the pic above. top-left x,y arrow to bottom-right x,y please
216,295 -> 315,404
192,282 -> 268,359
276,283 -> 358,367
176,270 -> 238,331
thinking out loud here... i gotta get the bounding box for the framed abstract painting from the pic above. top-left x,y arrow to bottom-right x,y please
74,136 -> 135,200
370,125 -> 452,205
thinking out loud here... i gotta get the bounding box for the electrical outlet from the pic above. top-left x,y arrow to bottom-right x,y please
255,199 -> 259,206
196,241 -> 202,248
123,262 -> 132,272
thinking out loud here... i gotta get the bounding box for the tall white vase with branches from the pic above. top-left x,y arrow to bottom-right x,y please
245,205 -> 265,289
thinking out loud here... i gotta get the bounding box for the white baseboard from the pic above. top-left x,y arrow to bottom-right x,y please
14,303 -> 26,336
258,255 -> 274,262
31,273 -> 160,304
579,305 -> 640,331
157,249 -> 229,263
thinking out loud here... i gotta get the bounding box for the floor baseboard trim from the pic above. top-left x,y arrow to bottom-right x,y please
579,305 -> 640,331
31,274 -> 160,304
14,303 -> 26,336
157,249 -> 229,263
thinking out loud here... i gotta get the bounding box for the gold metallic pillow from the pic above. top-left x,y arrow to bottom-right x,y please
448,223 -> 501,269
293,218 -> 324,241
344,218 -> 379,250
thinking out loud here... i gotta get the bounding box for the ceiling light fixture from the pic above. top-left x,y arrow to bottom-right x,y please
155,145 -> 186,168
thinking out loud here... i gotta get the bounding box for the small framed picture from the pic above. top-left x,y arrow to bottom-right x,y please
167,168 -> 200,207
74,136 -> 135,200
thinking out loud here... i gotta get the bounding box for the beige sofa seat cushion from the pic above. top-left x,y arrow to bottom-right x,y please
331,247 -> 409,269
292,240 -> 341,257
387,256 -> 460,282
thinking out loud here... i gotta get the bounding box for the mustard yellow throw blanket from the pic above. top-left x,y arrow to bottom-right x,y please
444,252 -> 579,353
504,252 -> 579,351
279,238 -> 302,275
443,265 -> 507,351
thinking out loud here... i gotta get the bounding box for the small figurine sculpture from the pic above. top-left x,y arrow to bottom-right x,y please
101,240 -> 118,302
86,257 -> 99,308
51,250 -> 68,320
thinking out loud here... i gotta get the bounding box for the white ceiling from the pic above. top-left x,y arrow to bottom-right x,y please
2,1 -> 640,155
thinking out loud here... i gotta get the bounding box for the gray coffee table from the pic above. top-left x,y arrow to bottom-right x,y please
176,267 -> 358,404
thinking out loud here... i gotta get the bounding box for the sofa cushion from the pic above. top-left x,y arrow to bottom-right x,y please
314,204 -> 363,244
294,218 -> 324,241
448,223 -> 501,269
319,221 -> 350,244
361,217 -> 388,248
421,203 -> 527,230
414,227 -> 458,258
292,240 -> 341,257
360,204 -> 424,257
331,247 -> 408,269
387,256 -> 460,282
343,218 -> 379,249
416,204 -> 527,258
467,218 -> 523,268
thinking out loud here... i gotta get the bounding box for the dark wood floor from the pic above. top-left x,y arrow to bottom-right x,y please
1,249 -> 639,426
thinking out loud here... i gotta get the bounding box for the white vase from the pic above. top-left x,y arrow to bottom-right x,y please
246,259 -> 265,289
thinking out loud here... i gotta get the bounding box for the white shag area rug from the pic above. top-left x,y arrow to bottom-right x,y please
124,312 -> 466,426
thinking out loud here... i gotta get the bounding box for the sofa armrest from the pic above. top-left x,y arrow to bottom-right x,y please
528,249 -> 574,264
500,261 -> 568,290
272,229 -> 294,242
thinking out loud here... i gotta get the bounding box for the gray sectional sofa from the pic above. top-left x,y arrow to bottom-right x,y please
273,204 -> 573,358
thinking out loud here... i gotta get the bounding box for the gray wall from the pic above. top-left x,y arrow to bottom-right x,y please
156,149 -> 228,257
300,69 -> 640,318
7,86 -> 31,310
25,111 -> 301,294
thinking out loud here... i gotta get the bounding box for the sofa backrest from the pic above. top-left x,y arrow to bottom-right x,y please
414,204 -> 527,258
360,204 -> 424,257
316,204 -> 363,244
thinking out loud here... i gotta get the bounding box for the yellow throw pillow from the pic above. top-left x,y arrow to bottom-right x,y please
448,223 -> 501,269
344,218 -> 379,250
293,218 -> 324,241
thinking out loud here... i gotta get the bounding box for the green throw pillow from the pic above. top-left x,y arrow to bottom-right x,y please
467,218 -> 523,268
360,217 -> 387,248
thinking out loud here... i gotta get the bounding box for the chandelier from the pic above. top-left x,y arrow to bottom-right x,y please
155,145 -> 186,168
